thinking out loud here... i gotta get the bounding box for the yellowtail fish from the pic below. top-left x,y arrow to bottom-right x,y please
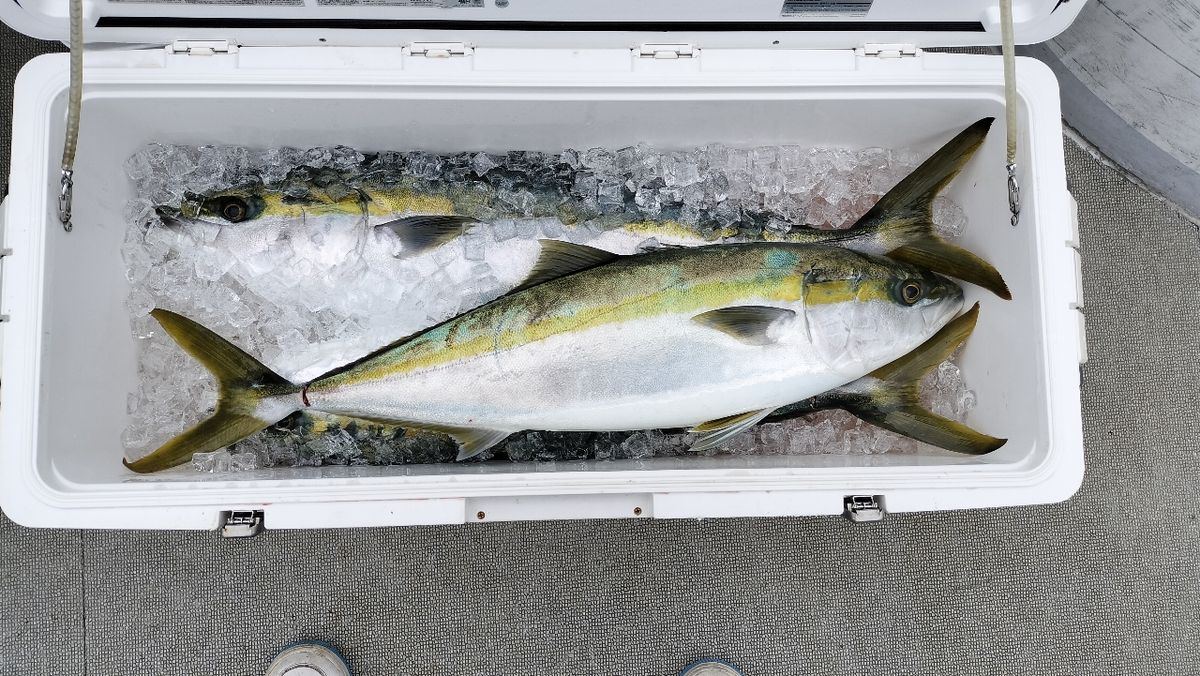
259,303 -> 1003,463
155,119 -> 1009,298
124,239 -> 972,473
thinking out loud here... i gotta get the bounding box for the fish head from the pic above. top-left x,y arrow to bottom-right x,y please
800,252 -> 964,374
156,187 -> 271,227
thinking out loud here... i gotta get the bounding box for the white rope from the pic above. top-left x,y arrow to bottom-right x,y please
58,0 -> 83,232
1000,0 -> 1020,227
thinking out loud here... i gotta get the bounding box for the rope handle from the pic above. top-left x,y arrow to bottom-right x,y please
58,0 -> 83,232
1000,0 -> 1020,227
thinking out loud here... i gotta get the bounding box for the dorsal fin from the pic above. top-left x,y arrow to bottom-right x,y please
511,240 -> 621,293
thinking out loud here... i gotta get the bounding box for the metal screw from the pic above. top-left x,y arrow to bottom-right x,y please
633,507 -> 643,516
476,511 -> 486,520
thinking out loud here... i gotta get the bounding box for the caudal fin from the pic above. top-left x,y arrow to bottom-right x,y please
122,309 -> 300,473
855,118 -> 1011,300
854,304 -> 1005,454
765,304 -> 1006,455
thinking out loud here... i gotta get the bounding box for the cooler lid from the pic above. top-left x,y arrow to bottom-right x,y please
1,0 -> 1086,53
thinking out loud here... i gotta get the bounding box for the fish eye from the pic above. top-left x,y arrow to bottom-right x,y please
217,197 -> 250,223
900,280 -> 924,305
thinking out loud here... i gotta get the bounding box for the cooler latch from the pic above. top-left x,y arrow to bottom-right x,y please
406,42 -> 472,58
220,510 -> 264,537
636,43 -> 696,59
843,495 -> 885,522
859,43 -> 919,58
169,40 -> 237,56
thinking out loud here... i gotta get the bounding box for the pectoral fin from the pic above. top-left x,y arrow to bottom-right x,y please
692,306 -> 795,345
377,214 -> 479,254
690,408 -> 775,452
512,240 -> 622,292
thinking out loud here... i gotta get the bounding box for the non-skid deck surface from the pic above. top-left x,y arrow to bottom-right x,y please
3,26 -> 1200,676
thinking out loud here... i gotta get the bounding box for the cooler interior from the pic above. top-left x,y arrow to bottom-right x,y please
21,63 -> 1051,491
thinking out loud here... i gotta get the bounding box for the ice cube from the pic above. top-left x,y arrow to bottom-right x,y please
192,450 -> 231,473
471,152 -> 500,177
596,180 -> 624,209
712,200 -> 741,228
230,452 -> 259,471
491,219 -> 518,242
634,187 -> 662,217
582,148 -> 615,174
619,431 -> 656,459
933,196 -> 969,239
462,232 -> 487,261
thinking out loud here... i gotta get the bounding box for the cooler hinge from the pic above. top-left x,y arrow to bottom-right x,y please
636,43 -> 696,59
843,495 -> 885,522
406,41 -> 473,58
859,43 -> 920,58
220,509 -> 264,538
169,40 -> 237,56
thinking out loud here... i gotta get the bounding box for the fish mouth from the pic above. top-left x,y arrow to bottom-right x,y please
154,205 -> 187,227
923,288 -> 965,330
154,205 -> 221,228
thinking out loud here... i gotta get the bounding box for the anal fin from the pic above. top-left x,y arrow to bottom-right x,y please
327,413 -> 511,462
690,408 -> 775,452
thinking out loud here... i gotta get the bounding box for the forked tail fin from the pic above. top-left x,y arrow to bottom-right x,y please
122,309 -> 300,473
855,118 -> 1012,300
765,304 -> 1006,455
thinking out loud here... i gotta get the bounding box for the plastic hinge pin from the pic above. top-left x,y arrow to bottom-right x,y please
860,43 -> 919,58
169,40 -> 236,56
407,42 -> 471,58
636,44 -> 696,59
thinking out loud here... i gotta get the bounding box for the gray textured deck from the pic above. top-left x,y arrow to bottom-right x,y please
1032,0 -> 1200,219
4,23 -> 1200,676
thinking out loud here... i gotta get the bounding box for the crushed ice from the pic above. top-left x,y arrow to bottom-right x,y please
122,143 -> 975,472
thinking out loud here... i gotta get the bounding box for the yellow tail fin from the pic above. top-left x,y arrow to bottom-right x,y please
854,118 -> 1012,300
766,304 -> 1006,455
123,309 -> 300,473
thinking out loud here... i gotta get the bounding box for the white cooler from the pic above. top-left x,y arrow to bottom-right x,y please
0,0 -> 1089,531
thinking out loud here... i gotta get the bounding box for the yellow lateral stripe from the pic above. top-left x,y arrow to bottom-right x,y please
325,273 -> 887,387
259,191 -> 457,219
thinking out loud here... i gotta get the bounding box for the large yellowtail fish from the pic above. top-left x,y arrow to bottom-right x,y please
252,303 -> 1004,462
125,240 -> 975,473
156,119 -> 1009,298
